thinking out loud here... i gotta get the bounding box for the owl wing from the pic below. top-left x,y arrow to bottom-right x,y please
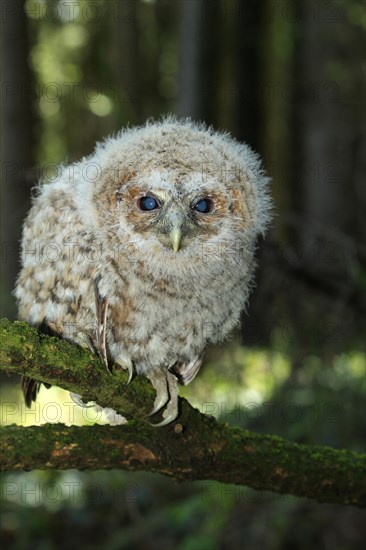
21,277 -> 111,407
93,273 -> 110,371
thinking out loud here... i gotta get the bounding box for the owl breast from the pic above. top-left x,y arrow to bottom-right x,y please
96,240 -> 252,376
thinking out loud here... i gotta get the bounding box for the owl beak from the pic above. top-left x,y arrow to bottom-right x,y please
169,226 -> 183,252
167,211 -> 184,252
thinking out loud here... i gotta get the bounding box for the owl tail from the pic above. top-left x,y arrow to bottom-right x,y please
21,320 -> 55,407
21,376 -> 51,407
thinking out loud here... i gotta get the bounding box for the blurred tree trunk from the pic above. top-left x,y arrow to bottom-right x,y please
177,0 -> 220,125
178,0 -> 263,143
230,1 -> 269,346
109,0 -> 142,124
291,0 -> 366,347
245,1 -> 365,353
234,0 -> 262,150
177,0 -> 201,118
294,0 -> 364,240
0,0 -> 34,319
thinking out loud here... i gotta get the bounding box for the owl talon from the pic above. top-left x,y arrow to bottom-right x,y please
115,356 -> 134,384
148,370 -> 179,426
146,395 -> 168,418
126,362 -> 134,384
150,416 -> 175,427
150,399 -> 179,427
145,371 -> 169,417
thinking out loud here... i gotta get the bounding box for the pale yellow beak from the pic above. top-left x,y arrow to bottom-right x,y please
169,226 -> 183,252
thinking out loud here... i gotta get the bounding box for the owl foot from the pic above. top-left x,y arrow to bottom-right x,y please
146,370 -> 179,426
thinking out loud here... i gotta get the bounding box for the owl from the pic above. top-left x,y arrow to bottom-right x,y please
15,117 -> 272,426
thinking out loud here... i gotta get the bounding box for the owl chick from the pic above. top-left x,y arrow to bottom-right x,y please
15,117 -> 272,426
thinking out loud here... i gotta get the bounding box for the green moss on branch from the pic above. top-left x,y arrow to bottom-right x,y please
1,319 -> 365,508
0,318 -> 155,418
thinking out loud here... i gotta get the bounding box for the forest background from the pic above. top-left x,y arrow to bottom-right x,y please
1,1 -> 365,549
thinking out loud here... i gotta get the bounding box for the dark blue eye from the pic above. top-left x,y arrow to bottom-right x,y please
193,198 -> 214,214
138,196 -> 160,211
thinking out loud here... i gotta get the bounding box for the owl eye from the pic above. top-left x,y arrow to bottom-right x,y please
193,198 -> 214,214
138,196 -> 161,211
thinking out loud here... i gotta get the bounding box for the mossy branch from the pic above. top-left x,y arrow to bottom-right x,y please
1,319 -> 365,508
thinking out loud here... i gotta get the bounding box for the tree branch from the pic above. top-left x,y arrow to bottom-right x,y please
1,319 -> 365,507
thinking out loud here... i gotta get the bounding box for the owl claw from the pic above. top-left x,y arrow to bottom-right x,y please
151,412 -> 177,427
126,364 -> 134,384
115,357 -> 134,384
145,371 -> 170,417
146,399 -> 168,418
147,370 -> 179,426
150,396 -> 179,427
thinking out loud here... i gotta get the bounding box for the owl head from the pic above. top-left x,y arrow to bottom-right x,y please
75,116 -> 272,276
